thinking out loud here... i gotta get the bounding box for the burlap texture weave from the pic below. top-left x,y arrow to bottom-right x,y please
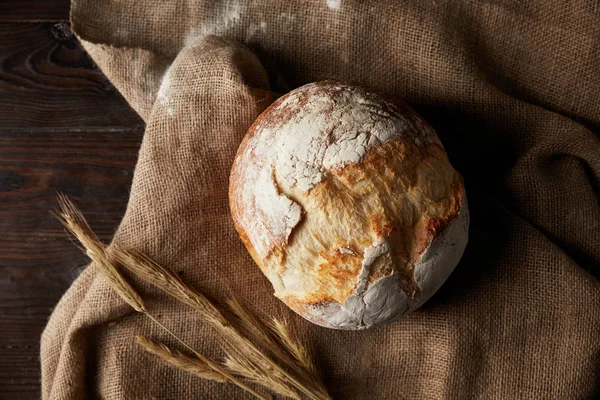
41,1 -> 600,399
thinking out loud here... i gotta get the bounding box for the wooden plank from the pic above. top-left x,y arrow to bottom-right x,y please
0,239 -> 89,345
0,128 -> 143,239
0,17 -> 144,397
0,345 -> 40,398
0,127 -> 141,397
0,22 -> 144,128
0,0 -> 70,23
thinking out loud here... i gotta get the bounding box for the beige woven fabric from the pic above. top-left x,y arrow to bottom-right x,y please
42,1 -> 600,399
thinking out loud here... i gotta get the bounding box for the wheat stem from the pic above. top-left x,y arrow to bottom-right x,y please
136,336 -> 227,383
226,299 -> 329,398
117,249 -> 331,400
224,353 -> 301,400
54,195 -> 268,400
53,194 -> 146,313
55,194 -> 331,400
143,314 -> 269,399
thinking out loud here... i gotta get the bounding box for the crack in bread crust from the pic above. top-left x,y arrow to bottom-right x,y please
229,81 -> 468,329
270,140 -> 463,304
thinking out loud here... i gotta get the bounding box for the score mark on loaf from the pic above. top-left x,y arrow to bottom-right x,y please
229,81 -> 469,330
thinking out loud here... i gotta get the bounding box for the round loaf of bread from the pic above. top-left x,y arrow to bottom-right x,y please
229,82 -> 468,330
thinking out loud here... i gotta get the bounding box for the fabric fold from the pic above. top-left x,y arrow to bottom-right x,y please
42,1 -> 600,398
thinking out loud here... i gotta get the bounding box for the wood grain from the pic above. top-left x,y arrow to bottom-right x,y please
0,346 -> 40,395
0,128 -> 143,240
0,127 -> 142,398
0,16 -> 145,399
0,22 -> 143,128
0,0 -> 70,22
0,240 -> 89,344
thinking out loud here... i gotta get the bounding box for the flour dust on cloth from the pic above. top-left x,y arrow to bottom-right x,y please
42,1 -> 600,399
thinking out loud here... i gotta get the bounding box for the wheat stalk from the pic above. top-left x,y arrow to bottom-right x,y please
136,335 -> 228,383
114,248 -> 304,397
53,194 -> 146,313
54,195 -> 267,400
112,248 -> 229,330
55,195 -> 331,400
115,248 -> 331,400
226,298 -> 326,394
226,301 -> 329,399
224,352 -> 301,400
269,319 -> 322,386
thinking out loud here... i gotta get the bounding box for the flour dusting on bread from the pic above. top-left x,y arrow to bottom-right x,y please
230,81 -> 468,330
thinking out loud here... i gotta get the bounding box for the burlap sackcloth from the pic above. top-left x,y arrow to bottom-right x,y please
41,1 -> 600,399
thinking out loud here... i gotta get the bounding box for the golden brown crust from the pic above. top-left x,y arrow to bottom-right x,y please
229,82 -> 467,328
278,140 -> 462,307
233,139 -> 463,303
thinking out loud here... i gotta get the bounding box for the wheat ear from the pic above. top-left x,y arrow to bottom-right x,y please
53,194 -> 146,313
113,249 -> 304,396
269,319 -> 322,387
226,298 -> 328,398
54,195 -> 267,400
136,335 -> 228,383
224,352 -> 301,400
115,248 -> 332,399
115,248 -> 331,400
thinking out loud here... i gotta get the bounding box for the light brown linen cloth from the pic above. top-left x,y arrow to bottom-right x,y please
41,1 -> 600,398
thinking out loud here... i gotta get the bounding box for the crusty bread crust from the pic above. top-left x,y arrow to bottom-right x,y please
229,81 -> 468,329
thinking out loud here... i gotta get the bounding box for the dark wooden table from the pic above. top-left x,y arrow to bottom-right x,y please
0,2 -> 144,398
